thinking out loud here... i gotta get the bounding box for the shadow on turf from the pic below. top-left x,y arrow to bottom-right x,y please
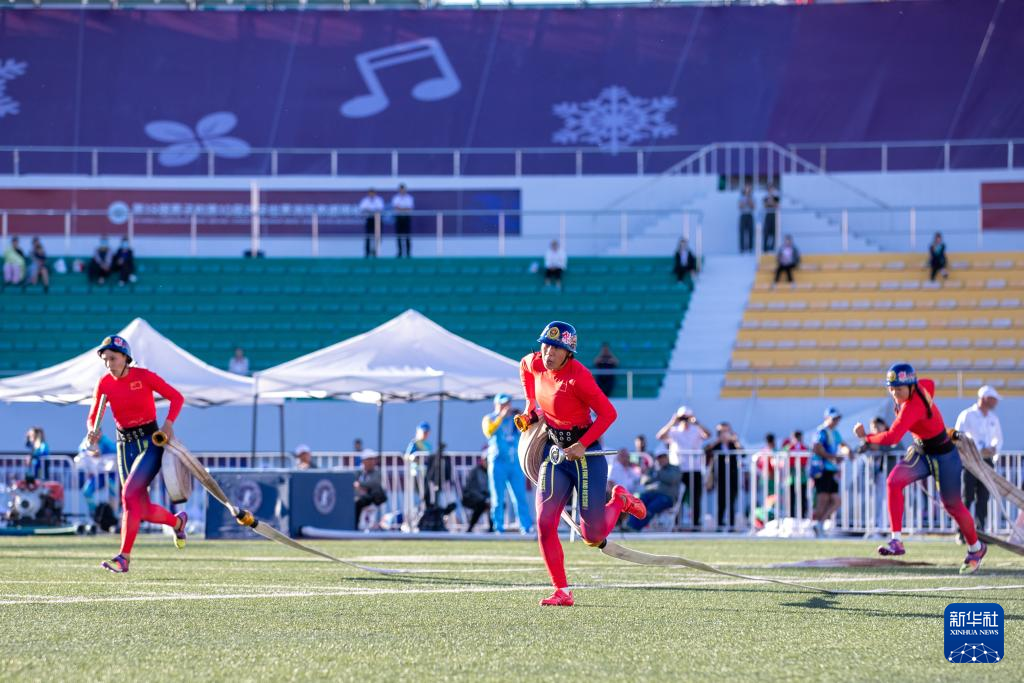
781,594 -> 1024,618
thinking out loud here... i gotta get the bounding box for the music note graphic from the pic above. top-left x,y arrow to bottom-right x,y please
340,37 -> 461,119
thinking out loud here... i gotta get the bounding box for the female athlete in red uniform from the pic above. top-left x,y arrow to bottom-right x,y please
519,321 -> 646,606
86,334 -> 187,573
853,363 -> 986,574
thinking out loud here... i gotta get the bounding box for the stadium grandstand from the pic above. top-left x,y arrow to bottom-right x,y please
1,2 -> 1023,676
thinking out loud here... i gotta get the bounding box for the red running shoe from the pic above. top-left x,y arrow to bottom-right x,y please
540,588 -> 574,607
613,485 -> 647,520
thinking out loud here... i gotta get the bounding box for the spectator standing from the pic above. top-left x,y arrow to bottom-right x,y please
89,236 -> 114,284
656,406 -> 710,528
461,456 -> 493,533
781,430 -> 809,518
228,347 -> 250,376
810,407 -> 851,537
293,444 -> 317,470
762,183 -> 779,251
928,232 -> 949,281
543,240 -> 566,291
354,454 -> 387,523
738,183 -> 755,253
673,237 -> 698,287
28,237 -> 49,293
24,426 -> 49,482
752,433 -> 778,493
627,452 -> 682,531
391,184 -> 414,258
955,385 -> 1003,538
774,235 -> 800,286
704,422 -> 743,530
3,236 -> 26,285
607,448 -> 642,495
592,342 -> 619,397
632,435 -> 654,473
113,237 -> 136,285
359,189 -> 384,258
481,394 -> 533,534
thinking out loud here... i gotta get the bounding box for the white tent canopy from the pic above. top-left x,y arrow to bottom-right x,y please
254,309 -> 523,401
0,318 -> 261,406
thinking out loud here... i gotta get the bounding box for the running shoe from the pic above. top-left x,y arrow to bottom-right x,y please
173,511 -> 188,550
101,554 -> 129,574
877,539 -> 906,556
960,542 -> 988,575
612,485 -> 647,520
540,588 -> 574,607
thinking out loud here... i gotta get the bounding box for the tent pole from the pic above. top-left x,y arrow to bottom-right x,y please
250,393 -> 258,459
377,398 -> 384,459
436,378 -> 444,504
279,402 -> 286,467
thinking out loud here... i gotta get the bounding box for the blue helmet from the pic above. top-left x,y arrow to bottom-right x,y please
493,393 -> 511,406
97,335 -> 132,363
537,321 -> 578,354
886,363 -> 917,387
417,421 -> 431,433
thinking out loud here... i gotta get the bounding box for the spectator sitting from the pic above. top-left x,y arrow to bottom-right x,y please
293,444 -> 316,470
627,451 -> 682,531
3,236 -> 26,286
75,431 -> 117,520
88,236 -> 113,284
928,231 -> 949,281
113,237 -> 136,286
673,237 -> 698,287
774,235 -> 800,287
543,239 -> 566,291
608,448 -> 642,495
592,342 -> 619,397
354,453 -> 387,524
461,455 -> 492,533
28,237 -> 49,293
228,347 -> 250,376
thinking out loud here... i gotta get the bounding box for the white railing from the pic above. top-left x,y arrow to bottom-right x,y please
4,449 -> 1021,538
0,138 -> 1019,178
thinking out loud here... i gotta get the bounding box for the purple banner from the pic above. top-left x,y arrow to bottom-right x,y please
0,2 -> 1021,174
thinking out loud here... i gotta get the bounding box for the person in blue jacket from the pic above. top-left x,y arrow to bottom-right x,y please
481,393 -> 534,534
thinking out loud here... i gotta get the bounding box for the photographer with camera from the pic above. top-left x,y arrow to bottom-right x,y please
656,406 -> 710,529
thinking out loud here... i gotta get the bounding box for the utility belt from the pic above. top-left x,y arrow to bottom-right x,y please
915,431 -> 954,456
546,424 -> 592,449
117,421 -> 159,444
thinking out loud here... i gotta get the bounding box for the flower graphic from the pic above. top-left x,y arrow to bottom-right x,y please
144,112 -> 251,167
0,59 -> 27,118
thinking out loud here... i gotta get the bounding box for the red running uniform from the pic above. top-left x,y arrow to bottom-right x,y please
88,367 -> 184,430
519,352 -> 616,447
865,379 -> 977,543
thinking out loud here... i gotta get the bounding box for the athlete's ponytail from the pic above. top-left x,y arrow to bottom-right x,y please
913,383 -> 934,420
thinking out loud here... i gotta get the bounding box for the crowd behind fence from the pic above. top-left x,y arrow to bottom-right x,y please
3,450 -> 1021,538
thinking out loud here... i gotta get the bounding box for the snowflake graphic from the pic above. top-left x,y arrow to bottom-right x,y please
0,59 -> 27,119
144,111 -> 251,167
948,643 -> 1001,663
552,85 -> 677,154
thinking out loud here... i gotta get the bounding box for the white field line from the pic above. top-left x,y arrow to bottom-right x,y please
3,575 -> 1024,606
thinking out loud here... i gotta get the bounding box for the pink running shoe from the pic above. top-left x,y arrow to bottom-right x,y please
540,588 -> 574,607
877,539 -> 906,556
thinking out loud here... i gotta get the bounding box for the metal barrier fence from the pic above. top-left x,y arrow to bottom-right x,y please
3,450 -> 1021,537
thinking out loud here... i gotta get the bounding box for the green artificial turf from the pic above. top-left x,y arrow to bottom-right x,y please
0,535 -> 1021,682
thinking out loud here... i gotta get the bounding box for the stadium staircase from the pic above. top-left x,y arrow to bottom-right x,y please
0,257 -> 692,398
723,252 -> 1024,398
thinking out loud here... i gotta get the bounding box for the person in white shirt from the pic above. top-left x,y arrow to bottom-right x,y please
607,448 -> 641,495
391,184 -> 414,258
656,405 -> 710,528
955,385 -> 1003,536
228,347 -> 250,375
543,240 -> 567,291
358,189 -> 385,258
